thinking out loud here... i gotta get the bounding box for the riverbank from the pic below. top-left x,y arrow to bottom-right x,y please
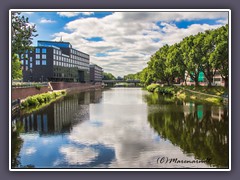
20,90 -> 66,114
16,83 -> 103,114
146,84 -> 228,104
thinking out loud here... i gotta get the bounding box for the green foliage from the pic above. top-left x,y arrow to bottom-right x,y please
146,84 -> 160,92
20,91 -> 66,108
12,54 -> 22,80
123,24 -> 229,88
11,12 -> 37,80
103,72 -> 116,80
11,12 -> 38,56
154,86 -> 176,95
35,84 -> 42,90
27,97 -> 40,106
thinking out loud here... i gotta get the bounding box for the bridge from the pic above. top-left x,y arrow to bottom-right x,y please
102,79 -> 140,87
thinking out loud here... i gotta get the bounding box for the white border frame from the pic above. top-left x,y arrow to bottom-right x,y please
9,9 -> 231,172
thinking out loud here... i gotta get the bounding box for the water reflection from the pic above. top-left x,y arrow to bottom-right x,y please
11,90 -> 103,168
144,94 -> 229,168
11,88 -> 229,168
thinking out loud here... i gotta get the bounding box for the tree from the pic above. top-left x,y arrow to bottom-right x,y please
209,24 -> 229,88
180,35 -> 202,86
11,12 -> 38,80
12,54 -> 22,80
102,72 -> 116,80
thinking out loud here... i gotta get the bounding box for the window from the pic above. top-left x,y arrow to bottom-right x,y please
21,54 -> 24,59
30,57 -> 33,62
30,50 -> 32,53
42,48 -> 47,53
36,54 -> 40,59
30,63 -> 32,68
25,66 -> 28,71
42,60 -> 47,65
42,54 -> 47,59
25,60 -> 28,65
25,54 -> 28,59
36,60 -> 40,65
54,55 -> 56,60
21,60 -> 24,65
36,48 -> 40,53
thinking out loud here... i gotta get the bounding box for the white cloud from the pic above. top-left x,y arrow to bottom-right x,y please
40,18 -> 56,24
59,146 -> 98,165
57,12 -> 94,17
24,147 -> 37,155
52,11 -> 228,76
65,91 -> 211,168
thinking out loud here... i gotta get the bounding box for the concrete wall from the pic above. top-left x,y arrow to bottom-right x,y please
12,86 -> 50,100
50,82 -> 102,92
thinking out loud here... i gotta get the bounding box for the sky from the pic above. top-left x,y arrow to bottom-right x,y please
20,10 -> 228,77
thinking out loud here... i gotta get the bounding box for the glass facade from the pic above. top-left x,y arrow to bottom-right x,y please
38,41 -> 72,48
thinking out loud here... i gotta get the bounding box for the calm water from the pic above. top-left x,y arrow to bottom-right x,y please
11,88 -> 229,168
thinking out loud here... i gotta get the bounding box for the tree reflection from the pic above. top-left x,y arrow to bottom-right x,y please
144,93 -> 229,168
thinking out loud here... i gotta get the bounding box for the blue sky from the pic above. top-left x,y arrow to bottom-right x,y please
20,11 -> 228,77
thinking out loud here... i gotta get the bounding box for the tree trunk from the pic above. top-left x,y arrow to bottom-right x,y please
224,77 -> 228,88
194,76 -> 199,87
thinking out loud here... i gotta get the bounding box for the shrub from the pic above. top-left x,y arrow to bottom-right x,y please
21,100 -> 29,108
35,84 -> 42,90
27,97 -> 40,106
146,84 -> 160,92
36,94 -> 45,104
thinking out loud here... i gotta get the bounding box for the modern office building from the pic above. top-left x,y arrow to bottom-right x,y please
90,64 -> 103,83
20,40 -> 90,82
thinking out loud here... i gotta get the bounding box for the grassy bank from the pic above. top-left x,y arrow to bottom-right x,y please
146,84 -> 227,104
20,90 -> 66,113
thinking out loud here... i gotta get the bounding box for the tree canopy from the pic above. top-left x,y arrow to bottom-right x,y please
11,12 -> 38,80
123,24 -> 229,87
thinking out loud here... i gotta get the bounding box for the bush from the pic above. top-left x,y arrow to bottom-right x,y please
21,100 -> 29,108
27,97 -> 40,106
146,84 -> 160,92
152,86 -> 175,95
35,84 -> 42,90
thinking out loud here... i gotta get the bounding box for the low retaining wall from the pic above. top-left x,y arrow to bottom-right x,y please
12,82 -> 103,101
12,86 -> 49,100
50,82 -> 102,92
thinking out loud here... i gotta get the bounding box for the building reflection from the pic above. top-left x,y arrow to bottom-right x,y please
17,90 -> 103,135
144,93 -> 229,168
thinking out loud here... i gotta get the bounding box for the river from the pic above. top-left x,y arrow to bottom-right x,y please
11,88 -> 229,169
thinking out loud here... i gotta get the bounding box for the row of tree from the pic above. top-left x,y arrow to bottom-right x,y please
124,24 -> 229,87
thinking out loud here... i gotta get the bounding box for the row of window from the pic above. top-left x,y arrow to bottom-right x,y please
36,54 -> 47,59
53,49 -> 62,55
53,61 -> 89,70
36,60 -> 47,65
21,54 -> 47,60
70,49 -> 89,59
70,54 -> 89,62
53,57 -> 89,67
36,48 -> 47,54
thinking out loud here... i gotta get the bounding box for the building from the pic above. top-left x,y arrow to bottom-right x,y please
184,70 -> 225,86
20,40 -> 90,82
90,64 -> 103,83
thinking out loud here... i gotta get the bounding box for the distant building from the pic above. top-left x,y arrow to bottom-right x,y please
90,64 -> 103,83
20,40 -> 90,82
184,71 -> 225,86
